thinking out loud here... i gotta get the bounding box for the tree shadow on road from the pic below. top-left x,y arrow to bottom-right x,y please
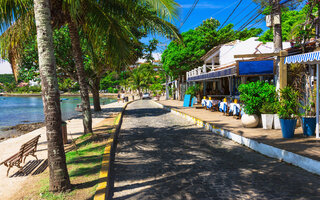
109,121 -> 320,199
124,108 -> 170,118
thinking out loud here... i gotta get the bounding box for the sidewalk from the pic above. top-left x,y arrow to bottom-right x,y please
156,100 -> 320,175
0,101 -> 126,200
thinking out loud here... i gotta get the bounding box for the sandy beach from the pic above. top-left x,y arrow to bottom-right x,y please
0,101 -> 125,199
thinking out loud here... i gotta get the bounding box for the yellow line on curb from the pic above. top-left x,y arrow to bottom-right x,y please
93,102 -> 130,200
93,132 -> 114,200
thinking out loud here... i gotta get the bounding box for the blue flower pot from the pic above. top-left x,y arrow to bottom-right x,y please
280,119 -> 297,138
302,117 -> 316,136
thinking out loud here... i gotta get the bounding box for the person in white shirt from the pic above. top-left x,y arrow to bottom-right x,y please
121,93 -> 125,103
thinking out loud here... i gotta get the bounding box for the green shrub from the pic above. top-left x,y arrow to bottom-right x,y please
29,85 -> 41,93
107,87 -> 113,93
260,101 -> 279,114
16,86 -> 28,93
238,81 -> 278,115
302,88 -> 316,117
3,82 -> 16,93
278,86 -> 300,119
185,84 -> 200,97
150,83 -> 163,96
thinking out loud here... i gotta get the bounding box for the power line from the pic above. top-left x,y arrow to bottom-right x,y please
219,15 -> 265,58
238,11 -> 262,31
233,5 -> 260,29
219,0 -> 243,30
180,0 -> 199,29
179,0 -> 200,29
217,8 -> 264,48
230,0 -> 300,41
228,1 -> 254,24
183,0 -> 240,33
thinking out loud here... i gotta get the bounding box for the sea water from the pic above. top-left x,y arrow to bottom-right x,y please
0,96 -> 116,131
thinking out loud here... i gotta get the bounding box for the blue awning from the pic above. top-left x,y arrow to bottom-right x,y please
187,67 -> 236,82
238,60 -> 274,76
285,51 -> 320,64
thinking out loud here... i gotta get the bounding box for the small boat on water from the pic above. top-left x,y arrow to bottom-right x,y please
61,98 -> 69,101
75,104 -> 82,112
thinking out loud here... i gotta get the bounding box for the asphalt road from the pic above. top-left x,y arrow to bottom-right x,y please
110,100 -> 320,200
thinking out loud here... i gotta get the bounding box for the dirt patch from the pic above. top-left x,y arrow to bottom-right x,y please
2,122 -> 45,133
10,170 -> 47,200
0,122 -> 45,141
12,116 -> 118,200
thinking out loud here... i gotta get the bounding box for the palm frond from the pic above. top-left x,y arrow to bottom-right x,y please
139,0 -> 179,21
0,6 -> 35,80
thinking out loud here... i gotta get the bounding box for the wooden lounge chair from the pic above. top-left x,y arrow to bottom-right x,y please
0,135 -> 41,176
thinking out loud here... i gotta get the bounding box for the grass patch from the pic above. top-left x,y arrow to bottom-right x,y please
18,117 -> 117,200
114,113 -> 121,125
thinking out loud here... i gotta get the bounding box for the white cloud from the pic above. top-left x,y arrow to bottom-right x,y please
181,3 -> 222,9
0,60 -> 12,74
137,53 -> 162,63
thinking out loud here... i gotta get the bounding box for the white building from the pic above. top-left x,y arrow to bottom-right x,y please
187,37 -> 290,98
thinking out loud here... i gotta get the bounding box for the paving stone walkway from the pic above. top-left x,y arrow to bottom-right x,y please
111,100 -> 320,200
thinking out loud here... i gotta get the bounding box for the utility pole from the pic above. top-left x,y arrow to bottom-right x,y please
166,74 -> 170,100
316,2 -> 320,39
271,0 -> 283,52
270,0 -> 284,90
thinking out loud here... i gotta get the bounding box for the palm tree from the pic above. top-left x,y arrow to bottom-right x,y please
0,0 -> 180,191
33,0 -> 71,191
130,67 -> 146,96
67,19 -> 93,133
1,0 -> 180,133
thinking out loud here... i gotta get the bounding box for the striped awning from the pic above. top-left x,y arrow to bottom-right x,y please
285,51 -> 320,64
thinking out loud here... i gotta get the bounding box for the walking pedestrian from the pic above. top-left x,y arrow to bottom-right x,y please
117,92 -> 120,103
121,92 -> 125,103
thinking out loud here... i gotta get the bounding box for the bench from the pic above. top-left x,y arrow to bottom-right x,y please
0,135 -> 41,176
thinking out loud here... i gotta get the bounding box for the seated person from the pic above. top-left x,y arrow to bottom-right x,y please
201,96 -> 207,107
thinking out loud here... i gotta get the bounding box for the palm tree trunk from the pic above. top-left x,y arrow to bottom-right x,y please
89,77 -> 101,111
33,0 -> 70,192
68,19 -> 93,134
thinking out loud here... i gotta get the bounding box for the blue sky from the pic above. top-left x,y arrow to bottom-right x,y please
0,0 -> 303,74
0,0 -> 266,74
177,0 -> 264,32
142,0 -> 267,51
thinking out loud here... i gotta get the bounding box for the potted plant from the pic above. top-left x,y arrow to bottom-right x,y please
301,89 -> 316,136
259,83 -> 278,129
260,103 -> 276,129
278,86 -> 300,138
239,81 -> 277,128
273,101 -> 281,129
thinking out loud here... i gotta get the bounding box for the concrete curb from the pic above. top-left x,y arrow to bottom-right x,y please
152,100 -> 320,176
94,101 -> 134,200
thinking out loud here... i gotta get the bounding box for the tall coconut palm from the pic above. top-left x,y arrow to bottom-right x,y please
68,19 -> 93,133
0,0 -> 180,190
1,0 -> 180,134
33,0 -> 71,191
